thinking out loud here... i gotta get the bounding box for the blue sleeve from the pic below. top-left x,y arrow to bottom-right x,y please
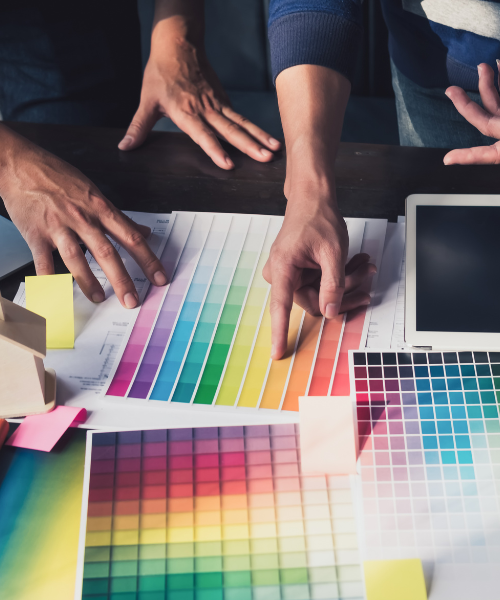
268,0 -> 364,84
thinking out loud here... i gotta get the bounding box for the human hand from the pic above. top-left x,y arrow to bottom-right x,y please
444,62 -> 500,165
0,127 -> 167,309
263,194 -> 375,360
118,15 -> 281,169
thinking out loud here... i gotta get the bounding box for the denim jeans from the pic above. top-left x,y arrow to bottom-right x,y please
0,0 -> 142,127
391,61 -> 497,149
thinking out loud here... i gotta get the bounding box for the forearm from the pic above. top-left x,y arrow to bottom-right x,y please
276,65 -> 350,203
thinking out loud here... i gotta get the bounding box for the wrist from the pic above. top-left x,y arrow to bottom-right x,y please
151,1 -> 205,54
0,125 -> 26,196
284,159 -> 337,208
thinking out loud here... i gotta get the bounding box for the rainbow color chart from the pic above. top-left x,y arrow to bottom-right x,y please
351,350 -> 500,598
105,212 -> 387,414
76,426 -> 363,600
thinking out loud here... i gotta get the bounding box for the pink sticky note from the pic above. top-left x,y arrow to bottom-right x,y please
6,406 -> 87,452
299,396 -> 358,475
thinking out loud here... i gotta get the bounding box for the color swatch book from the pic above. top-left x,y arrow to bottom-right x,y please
351,350 -> 500,599
75,425 -> 364,600
105,211 -> 387,418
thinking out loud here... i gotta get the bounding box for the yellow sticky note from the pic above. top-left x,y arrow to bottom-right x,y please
26,274 -> 74,349
364,559 -> 427,600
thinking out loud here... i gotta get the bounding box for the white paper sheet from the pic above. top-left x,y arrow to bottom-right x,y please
359,219 -> 389,348
366,222 -> 405,348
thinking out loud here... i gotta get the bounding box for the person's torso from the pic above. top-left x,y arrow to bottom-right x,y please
381,0 -> 500,91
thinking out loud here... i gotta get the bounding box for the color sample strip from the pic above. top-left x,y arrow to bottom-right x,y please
79,425 -> 364,600
352,350 -> 500,566
148,214 -> 231,401
128,213 -> 214,399
280,313 -> 323,411
193,216 -> 270,405
259,304 -> 304,410
0,428 -> 86,600
306,217 -> 365,397
237,296 -> 272,408
307,315 -> 345,397
215,217 -> 282,407
170,216 -> 251,404
107,212 -> 188,397
331,219 -> 387,396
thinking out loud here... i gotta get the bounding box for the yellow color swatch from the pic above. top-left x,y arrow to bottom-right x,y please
237,296 -> 272,407
364,559 -> 427,600
259,303 -> 303,409
25,273 -> 74,349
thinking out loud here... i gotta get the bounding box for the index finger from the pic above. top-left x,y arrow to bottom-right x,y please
269,263 -> 297,360
100,207 -> 168,287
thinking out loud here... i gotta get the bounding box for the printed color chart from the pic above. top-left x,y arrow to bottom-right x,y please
76,426 -> 363,600
105,212 -> 382,414
351,350 -> 500,598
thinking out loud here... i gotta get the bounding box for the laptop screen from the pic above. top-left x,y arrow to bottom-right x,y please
416,205 -> 500,333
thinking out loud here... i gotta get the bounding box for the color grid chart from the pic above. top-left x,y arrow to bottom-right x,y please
105,212 -> 385,415
76,426 -> 364,600
350,350 -> 500,597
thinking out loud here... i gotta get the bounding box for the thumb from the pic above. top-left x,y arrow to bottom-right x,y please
318,249 -> 345,319
118,103 -> 158,151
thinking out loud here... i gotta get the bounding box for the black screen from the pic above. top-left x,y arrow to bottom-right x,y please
416,205 -> 500,332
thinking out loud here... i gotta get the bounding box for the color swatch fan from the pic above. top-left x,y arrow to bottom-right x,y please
105,211 -> 387,417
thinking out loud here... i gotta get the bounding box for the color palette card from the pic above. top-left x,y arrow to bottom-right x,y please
75,425 -> 364,600
105,211 -> 387,418
350,350 -> 500,599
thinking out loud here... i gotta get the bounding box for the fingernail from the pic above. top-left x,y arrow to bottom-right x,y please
118,135 -> 133,150
269,137 -> 280,146
478,64 -> 482,75
326,303 -> 340,319
444,90 -> 451,98
154,271 -> 167,286
92,291 -> 105,303
271,344 -> 277,359
362,297 -> 372,306
497,59 -> 500,69
225,156 -> 234,168
124,292 -> 138,309
443,156 -> 451,165
260,148 -> 273,158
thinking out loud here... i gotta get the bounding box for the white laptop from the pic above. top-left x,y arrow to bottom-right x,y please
405,193 -> 500,350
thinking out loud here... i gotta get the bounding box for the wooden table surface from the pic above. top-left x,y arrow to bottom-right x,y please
1,121 -> 499,300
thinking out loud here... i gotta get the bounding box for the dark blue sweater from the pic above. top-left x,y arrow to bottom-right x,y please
268,0 -> 500,92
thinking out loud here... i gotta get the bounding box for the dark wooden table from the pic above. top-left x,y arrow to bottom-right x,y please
2,121 -> 500,300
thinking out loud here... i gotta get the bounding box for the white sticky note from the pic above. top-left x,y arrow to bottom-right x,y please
299,396 -> 358,475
